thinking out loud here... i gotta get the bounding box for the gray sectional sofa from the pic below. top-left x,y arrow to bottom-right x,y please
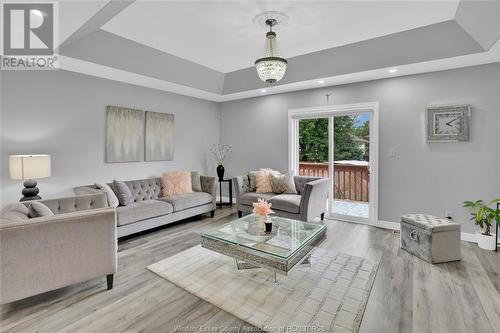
75,176 -> 217,238
233,175 -> 329,222
0,193 -> 116,304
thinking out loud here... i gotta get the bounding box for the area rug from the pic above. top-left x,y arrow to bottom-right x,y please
147,245 -> 379,332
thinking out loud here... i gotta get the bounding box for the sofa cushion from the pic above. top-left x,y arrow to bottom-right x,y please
256,169 -> 280,193
95,182 -> 119,208
159,192 -> 212,212
162,171 -> 193,197
239,192 -> 275,207
116,200 -> 173,226
247,171 -> 259,192
270,173 -> 297,194
191,171 -> 202,192
28,202 -> 55,218
269,194 -> 302,214
113,180 -> 134,206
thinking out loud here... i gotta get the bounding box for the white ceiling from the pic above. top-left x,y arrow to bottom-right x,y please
101,0 -> 460,73
58,0 -> 108,46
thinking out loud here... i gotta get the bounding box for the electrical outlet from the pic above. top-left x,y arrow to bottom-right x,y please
445,211 -> 453,219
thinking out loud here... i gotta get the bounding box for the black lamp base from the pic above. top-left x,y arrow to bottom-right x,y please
20,179 -> 41,202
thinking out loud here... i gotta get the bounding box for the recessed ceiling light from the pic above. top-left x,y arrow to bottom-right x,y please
260,89 -> 267,93
389,68 -> 398,73
317,80 -> 324,84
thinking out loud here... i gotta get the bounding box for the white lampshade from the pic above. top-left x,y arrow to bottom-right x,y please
9,154 -> 51,180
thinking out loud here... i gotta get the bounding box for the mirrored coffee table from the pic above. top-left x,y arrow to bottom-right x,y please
201,214 -> 326,282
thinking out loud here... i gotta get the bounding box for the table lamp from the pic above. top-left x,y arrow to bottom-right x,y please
9,154 -> 51,201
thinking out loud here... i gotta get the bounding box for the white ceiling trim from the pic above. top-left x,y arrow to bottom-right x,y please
221,39 -> 500,101
58,55 -> 222,102
59,38 -> 500,103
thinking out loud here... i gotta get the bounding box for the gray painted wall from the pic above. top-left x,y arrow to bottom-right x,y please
1,70 -> 220,206
2,63 -> 499,235
219,63 -> 500,233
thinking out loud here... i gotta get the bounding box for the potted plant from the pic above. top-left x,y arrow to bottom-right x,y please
463,198 -> 500,250
210,144 -> 232,181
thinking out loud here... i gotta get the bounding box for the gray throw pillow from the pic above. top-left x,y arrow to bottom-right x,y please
95,182 -> 119,208
191,171 -> 202,192
270,173 -> 297,194
28,202 -> 54,218
247,171 -> 258,192
113,180 -> 134,206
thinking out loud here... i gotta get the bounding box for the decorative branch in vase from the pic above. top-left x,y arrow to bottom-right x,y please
210,144 -> 232,181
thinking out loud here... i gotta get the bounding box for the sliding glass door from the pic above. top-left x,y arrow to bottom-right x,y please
331,114 -> 370,223
289,103 -> 378,225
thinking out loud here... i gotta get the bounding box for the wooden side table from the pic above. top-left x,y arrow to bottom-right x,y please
217,179 -> 233,208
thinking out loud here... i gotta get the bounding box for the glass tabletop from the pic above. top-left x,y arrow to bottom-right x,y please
201,214 -> 326,259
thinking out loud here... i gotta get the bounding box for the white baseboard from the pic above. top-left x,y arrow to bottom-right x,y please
460,232 -> 477,243
377,220 -> 477,243
376,220 -> 400,231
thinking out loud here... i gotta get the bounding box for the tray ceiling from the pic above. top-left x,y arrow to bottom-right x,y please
101,0 -> 460,73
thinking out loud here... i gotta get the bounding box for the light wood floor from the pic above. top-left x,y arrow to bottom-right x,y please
1,208 -> 499,333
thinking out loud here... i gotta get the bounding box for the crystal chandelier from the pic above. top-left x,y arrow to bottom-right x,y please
255,19 -> 287,85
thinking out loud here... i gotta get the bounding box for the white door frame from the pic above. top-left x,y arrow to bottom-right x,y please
288,102 -> 379,225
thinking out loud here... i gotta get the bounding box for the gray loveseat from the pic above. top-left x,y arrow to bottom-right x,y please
0,193 -> 116,304
233,175 -> 329,222
75,176 -> 217,238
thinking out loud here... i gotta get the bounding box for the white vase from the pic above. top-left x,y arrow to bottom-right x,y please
476,231 -> 496,250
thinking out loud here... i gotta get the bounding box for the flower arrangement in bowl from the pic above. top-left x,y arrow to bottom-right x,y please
252,198 -> 274,233
210,144 -> 232,181
463,198 -> 500,250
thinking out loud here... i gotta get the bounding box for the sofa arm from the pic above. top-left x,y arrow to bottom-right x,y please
1,208 -> 117,304
300,178 -> 329,222
201,176 -> 217,208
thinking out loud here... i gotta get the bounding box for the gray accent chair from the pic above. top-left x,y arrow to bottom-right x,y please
0,193 -> 117,304
233,175 -> 329,222
75,176 -> 217,238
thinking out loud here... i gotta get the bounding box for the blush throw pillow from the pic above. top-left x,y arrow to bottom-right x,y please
113,180 -> 134,206
255,168 -> 280,193
95,182 -> 119,208
270,173 -> 297,194
28,202 -> 54,218
162,171 -> 193,197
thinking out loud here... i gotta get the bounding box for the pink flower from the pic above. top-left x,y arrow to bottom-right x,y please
252,198 -> 274,216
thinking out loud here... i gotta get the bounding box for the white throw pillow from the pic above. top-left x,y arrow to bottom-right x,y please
270,173 -> 297,194
95,182 -> 119,208
28,202 -> 54,218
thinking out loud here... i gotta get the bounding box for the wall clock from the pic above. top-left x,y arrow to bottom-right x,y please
426,105 -> 470,142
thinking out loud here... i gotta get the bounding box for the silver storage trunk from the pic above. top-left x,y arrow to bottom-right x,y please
400,214 -> 461,264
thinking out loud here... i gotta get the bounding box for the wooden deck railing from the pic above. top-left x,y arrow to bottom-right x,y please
299,162 -> 369,202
